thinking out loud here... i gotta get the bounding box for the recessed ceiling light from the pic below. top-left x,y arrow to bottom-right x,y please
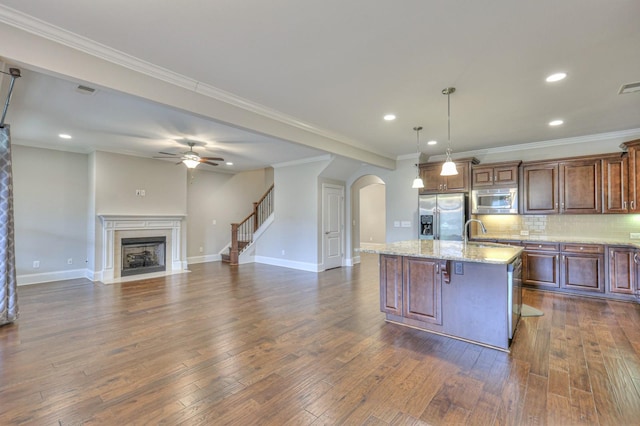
546,72 -> 567,83
427,140 -> 437,145
58,134 -> 72,139
226,162 -> 233,166
383,114 -> 396,121
549,119 -> 564,126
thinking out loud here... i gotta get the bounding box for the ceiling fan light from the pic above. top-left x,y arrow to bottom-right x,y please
183,158 -> 200,168
412,177 -> 425,189
440,159 -> 458,176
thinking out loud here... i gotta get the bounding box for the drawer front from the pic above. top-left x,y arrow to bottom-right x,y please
561,243 -> 604,254
524,242 -> 560,252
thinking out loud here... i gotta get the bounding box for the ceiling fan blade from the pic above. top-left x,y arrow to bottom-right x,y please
153,156 -> 178,159
201,156 -> 224,161
202,161 -> 219,166
175,161 -> 183,165
158,151 -> 177,156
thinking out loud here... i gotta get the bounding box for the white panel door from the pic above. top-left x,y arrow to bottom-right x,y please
323,184 -> 344,270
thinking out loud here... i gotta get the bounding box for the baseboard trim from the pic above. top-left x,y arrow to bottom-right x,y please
17,268 -> 92,286
253,256 -> 320,272
187,254 -> 221,264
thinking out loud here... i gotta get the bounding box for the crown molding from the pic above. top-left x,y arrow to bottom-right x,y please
428,128 -> 640,162
0,5 -> 387,160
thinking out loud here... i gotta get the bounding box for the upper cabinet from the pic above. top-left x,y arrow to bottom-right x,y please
472,161 -> 520,188
622,139 -> 640,212
521,157 -> 601,214
602,154 -> 628,214
418,159 -> 478,194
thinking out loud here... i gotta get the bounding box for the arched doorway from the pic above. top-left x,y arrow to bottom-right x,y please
350,175 -> 386,265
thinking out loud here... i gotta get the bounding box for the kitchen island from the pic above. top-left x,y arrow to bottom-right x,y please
360,240 -> 523,351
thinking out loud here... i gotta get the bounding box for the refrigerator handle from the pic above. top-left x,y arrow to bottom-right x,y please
434,208 -> 439,240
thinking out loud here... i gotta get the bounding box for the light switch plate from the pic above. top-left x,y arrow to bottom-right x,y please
630,232 -> 640,239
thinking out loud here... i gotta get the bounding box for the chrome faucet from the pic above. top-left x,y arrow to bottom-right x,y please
464,219 -> 487,244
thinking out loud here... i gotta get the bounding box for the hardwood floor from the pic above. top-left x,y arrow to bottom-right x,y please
1,253 -> 639,425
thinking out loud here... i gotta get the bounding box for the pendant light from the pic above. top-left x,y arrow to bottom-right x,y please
411,126 -> 425,189
440,87 -> 458,176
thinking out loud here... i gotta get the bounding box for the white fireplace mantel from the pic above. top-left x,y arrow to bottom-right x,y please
98,215 -> 186,282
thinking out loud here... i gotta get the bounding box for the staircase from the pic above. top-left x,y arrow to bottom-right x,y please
222,184 -> 274,265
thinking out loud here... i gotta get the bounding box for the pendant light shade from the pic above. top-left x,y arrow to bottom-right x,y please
440,87 -> 458,176
412,126 -> 424,189
182,155 -> 200,169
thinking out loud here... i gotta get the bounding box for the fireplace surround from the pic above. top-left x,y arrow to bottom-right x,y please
98,215 -> 185,282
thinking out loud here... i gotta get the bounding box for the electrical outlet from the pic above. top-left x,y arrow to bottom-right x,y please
520,230 -> 530,236
135,189 -> 141,196
212,219 -> 216,225
33,260 -> 40,268
67,258 -> 73,265
199,246 -> 203,253
282,250 -> 286,255
454,262 -> 464,275
140,189 -> 145,196
630,232 -> 640,239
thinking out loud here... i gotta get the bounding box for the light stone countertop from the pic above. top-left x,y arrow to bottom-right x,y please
358,240 -> 523,264
475,234 -> 640,248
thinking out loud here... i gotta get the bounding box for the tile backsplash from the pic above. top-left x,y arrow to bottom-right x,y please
476,214 -> 640,240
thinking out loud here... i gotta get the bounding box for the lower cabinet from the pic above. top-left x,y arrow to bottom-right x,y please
522,243 -> 560,288
560,243 -> 605,293
379,254 -> 403,316
608,246 -> 637,296
379,255 -> 442,325
523,242 -> 605,293
403,256 -> 442,325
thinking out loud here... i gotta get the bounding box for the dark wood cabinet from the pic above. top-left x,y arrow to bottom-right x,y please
418,159 -> 478,194
379,254 -> 403,316
522,243 -> 560,288
608,246 -> 637,296
472,161 -> 520,188
521,162 -> 559,214
560,244 -> 605,292
403,256 -> 442,325
561,159 -> 601,214
602,155 -> 629,213
621,139 -> 640,212
379,255 -> 443,325
521,157 -> 601,214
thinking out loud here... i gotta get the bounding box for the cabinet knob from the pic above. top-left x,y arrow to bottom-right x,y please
632,200 -> 635,210
538,244 -> 542,248
580,247 -> 584,250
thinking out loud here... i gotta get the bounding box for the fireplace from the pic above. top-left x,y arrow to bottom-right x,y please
121,236 -> 166,276
98,215 -> 186,282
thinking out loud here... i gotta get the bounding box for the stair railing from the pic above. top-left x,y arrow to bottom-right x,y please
229,184 -> 274,265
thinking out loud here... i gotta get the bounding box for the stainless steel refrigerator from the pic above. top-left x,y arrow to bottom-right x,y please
419,193 -> 467,240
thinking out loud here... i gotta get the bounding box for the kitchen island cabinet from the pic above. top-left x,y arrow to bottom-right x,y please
362,240 -> 522,351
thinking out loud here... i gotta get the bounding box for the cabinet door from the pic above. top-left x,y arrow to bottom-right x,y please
419,165 -> 442,193
608,247 -> 636,295
629,146 -> 640,212
494,164 -> 519,186
403,257 -> 442,325
444,162 -> 468,192
523,250 -> 560,288
522,163 -> 559,214
560,159 -> 601,214
472,166 -> 494,187
561,253 -> 604,292
602,156 -> 628,213
379,254 -> 403,315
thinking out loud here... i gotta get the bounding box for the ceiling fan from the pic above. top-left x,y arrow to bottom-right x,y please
154,141 -> 224,168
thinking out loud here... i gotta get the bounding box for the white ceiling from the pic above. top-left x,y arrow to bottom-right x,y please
0,0 -> 639,172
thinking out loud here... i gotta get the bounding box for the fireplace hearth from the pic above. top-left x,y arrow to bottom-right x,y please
121,236 -> 166,277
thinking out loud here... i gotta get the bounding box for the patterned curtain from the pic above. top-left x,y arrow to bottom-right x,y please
0,124 -> 18,325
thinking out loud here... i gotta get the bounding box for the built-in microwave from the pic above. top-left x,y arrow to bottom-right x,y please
471,188 -> 518,214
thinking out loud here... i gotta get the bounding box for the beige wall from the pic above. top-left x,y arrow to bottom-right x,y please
13,145 -> 88,276
359,183 -> 386,244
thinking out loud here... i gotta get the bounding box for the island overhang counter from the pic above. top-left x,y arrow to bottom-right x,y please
359,240 -> 524,352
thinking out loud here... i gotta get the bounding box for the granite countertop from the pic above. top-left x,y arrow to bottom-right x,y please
476,234 -> 640,248
358,240 -> 523,264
